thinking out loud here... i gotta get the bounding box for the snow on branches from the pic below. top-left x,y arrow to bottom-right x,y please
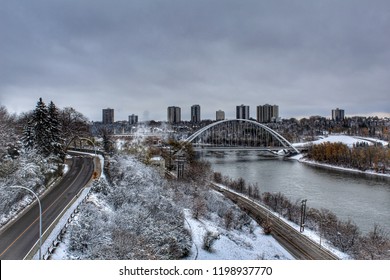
66,155 -> 192,260
22,98 -> 64,160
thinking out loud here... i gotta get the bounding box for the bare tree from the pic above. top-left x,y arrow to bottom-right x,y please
60,107 -> 90,142
223,209 -> 234,230
356,225 -> 390,259
192,195 -> 207,220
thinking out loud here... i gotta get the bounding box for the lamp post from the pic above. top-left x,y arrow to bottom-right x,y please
11,186 -> 42,260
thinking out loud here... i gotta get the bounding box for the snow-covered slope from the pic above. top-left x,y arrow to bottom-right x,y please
46,155 -> 295,260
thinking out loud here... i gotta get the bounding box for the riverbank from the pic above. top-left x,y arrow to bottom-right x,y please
295,155 -> 390,179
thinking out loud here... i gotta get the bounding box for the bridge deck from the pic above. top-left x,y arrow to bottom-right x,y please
193,146 -> 295,151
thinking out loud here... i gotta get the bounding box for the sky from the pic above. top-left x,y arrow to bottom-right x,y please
0,0 -> 389,122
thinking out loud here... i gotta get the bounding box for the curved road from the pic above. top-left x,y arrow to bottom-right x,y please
0,155 -> 94,260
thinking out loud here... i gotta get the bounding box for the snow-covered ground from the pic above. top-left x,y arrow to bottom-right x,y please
292,135 -> 390,178
36,146 -> 377,260
44,154 -> 299,260
50,206 -> 295,260
299,158 -> 390,178
212,183 -> 349,260
184,209 -> 294,260
293,135 -> 380,148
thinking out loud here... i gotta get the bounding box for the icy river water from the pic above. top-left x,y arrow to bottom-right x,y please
203,152 -> 390,234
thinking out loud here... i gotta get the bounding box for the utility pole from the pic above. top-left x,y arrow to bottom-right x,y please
176,154 -> 185,179
300,199 -> 307,233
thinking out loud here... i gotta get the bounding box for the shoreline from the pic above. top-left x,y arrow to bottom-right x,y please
297,157 -> 390,179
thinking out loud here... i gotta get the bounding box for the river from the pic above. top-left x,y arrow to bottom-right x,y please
202,151 -> 390,234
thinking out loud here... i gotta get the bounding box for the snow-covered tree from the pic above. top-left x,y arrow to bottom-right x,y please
0,106 -> 18,159
48,101 -> 65,160
22,98 -> 64,160
67,155 -> 192,260
32,98 -> 51,156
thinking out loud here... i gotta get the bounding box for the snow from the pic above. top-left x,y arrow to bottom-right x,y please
62,163 -> 70,174
42,154 -> 299,260
32,153 -> 104,260
353,136 -> 389,146
293,135 -> 375,148
212,183 -> 349,260
272,212 -> 350,260
33,186 -> 93,260
291,135 -> 390,178
183,209 -> 294,260
299,158 -> 390,178
34,151 -> 360,260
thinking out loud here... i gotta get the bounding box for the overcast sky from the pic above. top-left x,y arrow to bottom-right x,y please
1,0 -> 389,122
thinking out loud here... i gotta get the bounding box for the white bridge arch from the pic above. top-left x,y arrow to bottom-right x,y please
184,119 -> 300,155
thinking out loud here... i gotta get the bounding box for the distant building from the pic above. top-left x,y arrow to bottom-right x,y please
167,106 -> 181,124
102,108 -> 114,124
128,114 -> 138,125
191,104 -> 201,123
236,104 -> 250,119
332,108 -> 345,122
257,104 -> 279,123
216,110 -> 225,121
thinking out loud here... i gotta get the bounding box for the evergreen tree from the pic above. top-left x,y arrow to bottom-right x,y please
32,98 -> 51,156
48,101 -> 65,159
21,122 -> 35,150
22,98 -> 65,160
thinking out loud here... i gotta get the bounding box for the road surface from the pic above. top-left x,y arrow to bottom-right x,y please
0,155 -> 94,260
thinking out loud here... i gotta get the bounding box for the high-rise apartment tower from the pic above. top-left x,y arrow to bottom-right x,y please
191,105 -> 201,123
257,104 -> 279,123
216,110 -> 225,121
332,108 -> 345,122
128,114 -> 138,125
236,104 -> 250,119
167,106 -> 181,124
102,108 -> 114,124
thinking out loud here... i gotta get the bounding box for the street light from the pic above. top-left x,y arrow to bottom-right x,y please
11,186 -> 42,260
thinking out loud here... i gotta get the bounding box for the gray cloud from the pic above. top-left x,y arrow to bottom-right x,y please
1,0 -> 389,121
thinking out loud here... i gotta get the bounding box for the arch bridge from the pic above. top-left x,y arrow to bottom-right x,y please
65,136 -> 98,155
184,119 -> 300,156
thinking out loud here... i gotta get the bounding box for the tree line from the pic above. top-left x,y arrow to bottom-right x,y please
306,142 -> 390,173
1,98 -> 90,162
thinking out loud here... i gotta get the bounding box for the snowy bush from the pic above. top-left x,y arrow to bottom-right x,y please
91,178 -> 110,195
68,202 -> 111,256
67,155 -> 192,260
0,148 -> 60,226
202,231 -> 220,252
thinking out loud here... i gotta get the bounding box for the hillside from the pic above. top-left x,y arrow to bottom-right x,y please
48,154 -> 293,260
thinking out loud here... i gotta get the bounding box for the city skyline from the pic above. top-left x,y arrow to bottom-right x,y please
99,104 -> 354,124
1,1 -> 389,121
